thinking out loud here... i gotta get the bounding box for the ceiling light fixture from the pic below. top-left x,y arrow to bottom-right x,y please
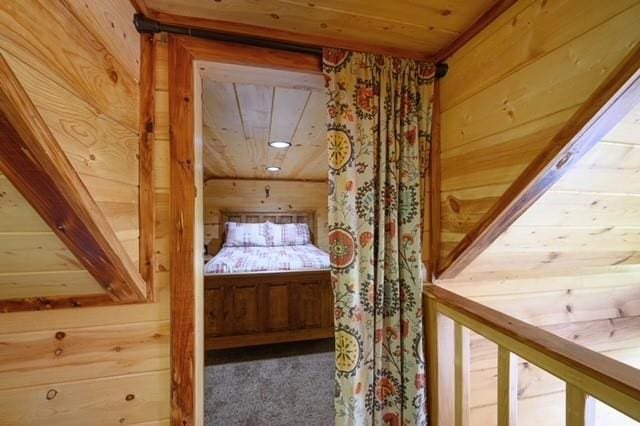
268,140 -> 292,149
265,166 -> 281,172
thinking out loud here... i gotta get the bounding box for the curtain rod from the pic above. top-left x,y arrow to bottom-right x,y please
134,14 -> 448,78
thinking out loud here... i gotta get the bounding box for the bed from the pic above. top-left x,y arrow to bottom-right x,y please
204,211 -> 334,350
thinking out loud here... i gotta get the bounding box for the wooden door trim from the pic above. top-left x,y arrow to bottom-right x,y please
168,33 -> 323,425
139,33 -> 157,301
428,79 -> 442,281
437,44 -> 640,279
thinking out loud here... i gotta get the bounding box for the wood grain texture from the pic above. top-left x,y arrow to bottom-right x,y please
202,76 -> 327,181
429,80 -> 441,278
0,54 -> 146,302
168,34 -> 197,426
439,40 -> 640,279
0,370 -> 170,425
142,0 -> 503,59
0,3 -> 169,424
169,33 -> 326,425
434,0 -> 517,63
204,270 -> 332,349
0,0 -> 139,131
203,179 -> 328,252
438,2 -> 640,265
140,33 -> 157,301
61,0 -> 141,81
497,347 -> 518,426
426,285 -> 640,422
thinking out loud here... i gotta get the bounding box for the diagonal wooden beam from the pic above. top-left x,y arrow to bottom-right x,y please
438,43 -> 640,279
0,53 -> 147,303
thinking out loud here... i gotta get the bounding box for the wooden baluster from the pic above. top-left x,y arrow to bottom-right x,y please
454,324 -> 470,426
426,296 -> 455,426
498,346 -> 518,426
566,384 -> 596,426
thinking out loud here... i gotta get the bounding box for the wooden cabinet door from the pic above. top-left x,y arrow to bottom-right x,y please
229,284 -> 259,334
291,281 -> 322,329
204,287 -> 224,336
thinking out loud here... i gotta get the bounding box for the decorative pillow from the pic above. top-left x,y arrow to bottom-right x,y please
268,222 -> 311,246
224,222 -> 270,247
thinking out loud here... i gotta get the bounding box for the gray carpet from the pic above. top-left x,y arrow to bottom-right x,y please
204,339 -> 334,426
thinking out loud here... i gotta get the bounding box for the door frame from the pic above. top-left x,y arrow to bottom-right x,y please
168,34 -> 323,425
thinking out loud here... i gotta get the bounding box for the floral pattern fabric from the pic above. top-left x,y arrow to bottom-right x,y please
324,49 -> 434,426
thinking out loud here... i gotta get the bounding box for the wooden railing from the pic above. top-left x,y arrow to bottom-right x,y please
424,285 -> 640,426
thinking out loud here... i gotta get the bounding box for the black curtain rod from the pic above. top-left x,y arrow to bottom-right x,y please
134,14 -> 448,78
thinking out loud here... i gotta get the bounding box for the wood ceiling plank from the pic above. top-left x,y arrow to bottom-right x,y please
441,5 -> 640,151
199,62 -> 324,91
270,88 -> 328,182
268,87 -> 310,170
235,83 -> 274,178
144,0 -> 469,56
0,54 -> 147,302
201,80 -> 245,178
438,41 -> 640,279
440,0 -> 637,111
282,0 -> 494,32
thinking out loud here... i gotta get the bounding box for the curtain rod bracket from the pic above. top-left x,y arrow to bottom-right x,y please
435,63 -> 448,79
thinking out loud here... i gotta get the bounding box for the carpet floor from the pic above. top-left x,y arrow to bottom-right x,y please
204,339 -> 335,426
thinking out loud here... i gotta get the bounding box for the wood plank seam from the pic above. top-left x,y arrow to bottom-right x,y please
437,42 -> 640,279
0,53 -> 147,303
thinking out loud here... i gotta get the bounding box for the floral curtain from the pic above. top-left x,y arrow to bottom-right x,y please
324,49 -> 434,426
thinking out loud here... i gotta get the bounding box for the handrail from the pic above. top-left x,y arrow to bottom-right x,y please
424,285 -> 640,425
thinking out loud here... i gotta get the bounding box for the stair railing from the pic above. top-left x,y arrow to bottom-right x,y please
424,285 -> 640,426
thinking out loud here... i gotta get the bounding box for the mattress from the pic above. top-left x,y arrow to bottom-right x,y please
204,244 -> 330,274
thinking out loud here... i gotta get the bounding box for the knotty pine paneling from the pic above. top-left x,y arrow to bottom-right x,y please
0,4 -> 171,425
0,0 -> 141,269
144,0 -> 501,57
203,179 -> 329,252
439,0 -> 640,260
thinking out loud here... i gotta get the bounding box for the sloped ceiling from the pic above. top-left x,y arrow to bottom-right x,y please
459,102 -> 640,277
141,0 -> 502,58
201,62 -> 327,181
0,172 -> 106,299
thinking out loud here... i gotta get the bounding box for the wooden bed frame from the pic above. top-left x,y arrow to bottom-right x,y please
204,211 -> 333,350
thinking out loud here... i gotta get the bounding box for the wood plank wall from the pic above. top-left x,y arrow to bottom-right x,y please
436,1 -> 640,423
203,179 -> 329,252
0,1 -> 171,424
439,0 -> 640,259
439,101 -> 640,426
0,0 -> 141,271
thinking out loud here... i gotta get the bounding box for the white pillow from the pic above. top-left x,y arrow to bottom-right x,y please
224,222 -> 270,247
268,222 -> 311,246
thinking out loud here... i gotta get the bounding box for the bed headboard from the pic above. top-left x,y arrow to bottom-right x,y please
216,210 -> 317,247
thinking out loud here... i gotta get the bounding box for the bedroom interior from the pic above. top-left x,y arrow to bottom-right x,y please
0,1 -> 639,425
197,61 -> 334,422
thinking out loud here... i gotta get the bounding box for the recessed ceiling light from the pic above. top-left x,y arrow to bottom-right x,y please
265,166 -> 281,172
268,140 -> 291,149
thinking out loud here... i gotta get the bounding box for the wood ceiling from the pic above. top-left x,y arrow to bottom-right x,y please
461,101 -> 640,277
201,62 -> 327,181
138,0 -> 504,59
